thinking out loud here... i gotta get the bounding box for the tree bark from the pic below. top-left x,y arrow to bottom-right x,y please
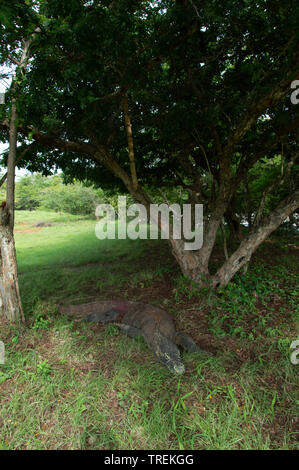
0,206 -> 24,323
6,99 -> 17,231
122,92 -> 138,191
225,210 -> 243,244
0,99 -> 24,324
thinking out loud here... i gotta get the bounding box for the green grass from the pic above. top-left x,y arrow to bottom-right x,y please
0,210 -> 298,450
14,211 -> 151,311
15,209 -> 91,224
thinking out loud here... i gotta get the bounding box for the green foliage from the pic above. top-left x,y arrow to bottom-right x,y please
104,325 -> 120,337
209,261 -> 298,340
174,276 -> 201,302
1,0 -> 297,198
11,173 -> 135,216
0,372 -> 10,385
15,174 -> 43,211
14,174 -> 101,215
36,360 -> 51,378
233,155 -> 299,227
31,312 -> 51,330
39,180 -> 99,215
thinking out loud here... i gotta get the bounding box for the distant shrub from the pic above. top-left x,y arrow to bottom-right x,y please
14,174 -> 102,215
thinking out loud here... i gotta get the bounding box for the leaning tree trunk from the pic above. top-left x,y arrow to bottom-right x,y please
211,189 -> 299,287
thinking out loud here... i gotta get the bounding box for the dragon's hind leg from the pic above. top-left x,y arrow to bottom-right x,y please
174,331 -> 201,353
117,324 -> 141,338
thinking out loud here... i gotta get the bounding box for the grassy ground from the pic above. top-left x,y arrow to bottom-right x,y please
0,210 -> 298,450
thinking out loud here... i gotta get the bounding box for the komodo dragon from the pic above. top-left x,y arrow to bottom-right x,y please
59,300 -> 201,375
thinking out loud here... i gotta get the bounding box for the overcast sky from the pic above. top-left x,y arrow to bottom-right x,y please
0,142 -> 29,178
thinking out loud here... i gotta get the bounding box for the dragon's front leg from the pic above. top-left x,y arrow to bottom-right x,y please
174,331 -> 201,353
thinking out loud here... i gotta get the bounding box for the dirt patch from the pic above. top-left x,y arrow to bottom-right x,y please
14,221 -> 53,233
15,228 -> 43,234
33,222 -> 53,228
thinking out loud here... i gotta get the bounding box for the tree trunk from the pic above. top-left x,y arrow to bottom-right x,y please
0,101 -> 24,324
170,238 -> 208,281
6,99 -> 17,230
122,92 -> 138,191
0,206 -> 24,323
225,211 -> 243,244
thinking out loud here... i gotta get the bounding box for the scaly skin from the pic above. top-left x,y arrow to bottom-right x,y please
83,300 -> 201,375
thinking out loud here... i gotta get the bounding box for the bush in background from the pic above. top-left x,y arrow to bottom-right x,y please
13,174 -> 101,216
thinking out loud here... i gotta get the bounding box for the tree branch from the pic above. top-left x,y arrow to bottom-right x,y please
252,152 -> 298,228
8,55 -> 20,66
220,66 -> 299,175
212,189 -> 299,287
121,92 -> 138,191
0,119 -> 96,157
